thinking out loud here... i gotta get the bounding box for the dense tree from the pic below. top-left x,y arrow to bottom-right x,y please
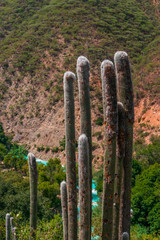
132,163 -> 160,233
0,157 -> 65,239
3,154 -> 27,170
38,158 -> 66,211
9,143 -> 28,157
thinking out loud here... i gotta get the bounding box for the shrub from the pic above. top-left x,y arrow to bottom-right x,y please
59,136 -> 65,151
132,163 -> 160,233
95,117 -> 103,126
45,146 -> 50,153
52,147 -> 59,153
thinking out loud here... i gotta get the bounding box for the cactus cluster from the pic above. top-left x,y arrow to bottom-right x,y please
5,51 -> 133,240
5,214 -> 17,240
61,51 -> 134,240
5,154 -> 38,240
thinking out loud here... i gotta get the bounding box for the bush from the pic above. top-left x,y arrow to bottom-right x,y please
37,146 -> 45,152
9,144 -> 28,157
92,203 -> 102,238
52,147 -> 59,153
59,136 -> 65,151
95,117 -> 103,126
134,135 -> 160,166
3,154 -> 26,170
38,158 -> 66,210
16,214 -> 63,240
132,163 -> 160,233
45,146 -> 50,153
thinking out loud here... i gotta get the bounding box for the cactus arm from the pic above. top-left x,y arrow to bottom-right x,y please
101,60 -> 118,240
77,56 -> 92,236
28,153 -> 38,240
64,71 -> 77,240
60,181 -> 68,240
6,213 -> 11,240
114,51 -> 134,236
78,134 -> 90,240
112,102 -> 125,240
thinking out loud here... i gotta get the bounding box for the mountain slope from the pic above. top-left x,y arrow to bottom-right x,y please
0,0 -> 159,161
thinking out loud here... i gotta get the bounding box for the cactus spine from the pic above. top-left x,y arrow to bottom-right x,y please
101,60 -> 117,240
77,56 -> 92,236
112,102 -> 126,240
6,213 -> 11,240
78,134 -> 90,240
60,181 -> 68,240
114,51 -> 134,236
28,152 -> 38,240
63,71 -> 77,240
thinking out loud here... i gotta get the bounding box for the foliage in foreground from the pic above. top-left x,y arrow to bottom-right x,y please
92,205 -> 160,240
0,157 -> 65,239
93,135 -> 160,236
16,214 -> 63,240
132,163 -> 160,233
131,224 -> 160,240
0,214 -> 63,240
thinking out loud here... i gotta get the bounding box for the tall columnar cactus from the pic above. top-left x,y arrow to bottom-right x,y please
78,134 -> 90,240
63,71 -> 77,240
61,52 -> 134,240
10,217 -> 14,239
6,213 -> 11,240
60,181 -> 68,240
112,102 -> 125,240
77,56 -> 92,236
28,153 -> 38,240
114,51 -> 134,236
13,227 -> 17,240
101,60 -> 118,239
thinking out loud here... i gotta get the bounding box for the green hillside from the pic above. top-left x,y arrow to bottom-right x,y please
0,0 -> 159,77
134,35 -> 160,102
0,0 -> 159,164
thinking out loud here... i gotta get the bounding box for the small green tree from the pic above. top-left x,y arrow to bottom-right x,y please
9,144 -> 28,157
3,154 -> 26,170
38,158 -> 65,211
